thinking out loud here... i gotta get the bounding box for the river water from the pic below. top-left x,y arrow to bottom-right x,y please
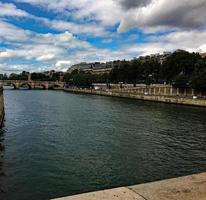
0,90 -> 206,200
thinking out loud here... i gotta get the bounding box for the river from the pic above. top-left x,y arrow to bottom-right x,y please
0,90 -> 206,200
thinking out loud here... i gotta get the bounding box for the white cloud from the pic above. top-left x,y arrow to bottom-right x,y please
15,0 -> 122,26
14,0 -> 206,33
55,60 -> 71,71
0,20 -> 32,43
0,21 -> 125,73
43,19 -> 109,37
118,0 -> 206,32
0,2 -> 110,37
56,60 -> 71,67
0,2 -> 30,17
121,29 -> 206,56
36,54 -> 55,61
1,0 -> 206,74
0,63 -> 48,73
1,18 -> 206,74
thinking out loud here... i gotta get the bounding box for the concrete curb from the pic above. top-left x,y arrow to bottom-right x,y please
53,172 -> 206,200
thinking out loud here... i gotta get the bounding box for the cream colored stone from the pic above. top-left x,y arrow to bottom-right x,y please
129,172 -> 206,200
64,88 -> 206,107
53,187 -> 145,200
53,173 -> 206,200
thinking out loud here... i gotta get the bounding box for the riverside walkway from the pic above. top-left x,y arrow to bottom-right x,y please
64,88 -> 206,107
54,172 -> 206,200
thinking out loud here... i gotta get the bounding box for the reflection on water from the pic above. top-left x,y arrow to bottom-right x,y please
0,90 -> 206,200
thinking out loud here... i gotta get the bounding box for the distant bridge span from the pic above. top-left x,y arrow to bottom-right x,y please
0,80 -> 65,89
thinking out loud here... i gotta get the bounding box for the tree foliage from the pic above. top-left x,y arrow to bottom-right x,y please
191,58 -> 206,92
64,70 -> 110,87
1,50 -> 206,92
63,50 -> 206,91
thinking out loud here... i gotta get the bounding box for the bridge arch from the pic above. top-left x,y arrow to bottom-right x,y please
2,83 -> 18,89
39,84 -> 46,89
49,84 -> 61,90
0,80 -> 64,90
11,83 -> 18,90
19,83 -> 32,89
32,82 -> 47,89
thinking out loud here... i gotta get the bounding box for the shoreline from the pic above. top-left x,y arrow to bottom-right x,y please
0,87 -> 4,127
4,87 -> 206,108
54,172 -> 206,200
63,88 -> 206,108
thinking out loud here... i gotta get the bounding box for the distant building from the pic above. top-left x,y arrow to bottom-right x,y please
200,53 -> 206,58
67,63 -> 92,73
139,52 -> 172,64
67,62 -> 113,75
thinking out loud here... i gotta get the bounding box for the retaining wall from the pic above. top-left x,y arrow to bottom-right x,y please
64,88 -> 206,107
0,87 -> 4,126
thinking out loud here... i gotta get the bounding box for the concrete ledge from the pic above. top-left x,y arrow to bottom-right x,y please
53,172 -> 206,200
129,172 -> 206,200
53,187 -> 145,200
0,87 -> 4,127
64,88 -> 206,107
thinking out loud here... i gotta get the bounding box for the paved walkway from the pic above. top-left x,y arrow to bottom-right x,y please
54,172 -> 206,200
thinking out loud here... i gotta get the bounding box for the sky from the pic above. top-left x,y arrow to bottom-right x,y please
0,0 -> 206,74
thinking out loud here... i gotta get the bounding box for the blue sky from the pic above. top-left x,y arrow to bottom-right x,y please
0,0 -> 206,73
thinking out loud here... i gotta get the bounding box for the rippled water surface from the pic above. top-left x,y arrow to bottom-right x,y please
0,90 -> 206,200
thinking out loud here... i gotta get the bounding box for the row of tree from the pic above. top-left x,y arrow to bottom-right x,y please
1,50 -> 206,92
63,50 -> 206,92
0,71 -> 63,81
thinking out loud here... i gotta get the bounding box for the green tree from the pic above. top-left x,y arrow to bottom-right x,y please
191,59 -> 206,92
173,74 -> 189,88
162,50 -> 201,83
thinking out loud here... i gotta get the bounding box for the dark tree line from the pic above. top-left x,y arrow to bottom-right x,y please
1,50 -> 206,92
63,69 -> 109,88
109,50 -> 201,85
64,50 -> 206,92
0,71 -> 63,81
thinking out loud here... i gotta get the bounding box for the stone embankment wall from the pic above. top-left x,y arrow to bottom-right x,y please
0,87 -> 4,126
93,83 -> 203,97
64,87 -> 206,107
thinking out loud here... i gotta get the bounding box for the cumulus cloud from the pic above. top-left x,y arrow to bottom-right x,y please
0,2 -> 109,37
1,0 -> 206,73
43,19 -> 109,37
0,20 -> 32,43
15,0 -> 122,26
14,0 -> 206,32
0,63 -> 49,73
151,30 -> 206,53
0,21 -> 126,73
118,0 -> 206,32
0,2 -> 30,17
120,29 -> 206,56
55,60 -> 71,71
117,0 -> 151,10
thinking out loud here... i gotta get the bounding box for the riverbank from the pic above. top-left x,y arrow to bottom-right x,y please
64,88 -> 206,107
0,87 -> 4,126
54,172 -> 206,200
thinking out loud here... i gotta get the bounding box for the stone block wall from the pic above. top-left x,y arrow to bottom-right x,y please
93,83 -> 202,98
0,87 -> 4,126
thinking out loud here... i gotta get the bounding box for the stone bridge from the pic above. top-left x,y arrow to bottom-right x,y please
0,80 -> 65,89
